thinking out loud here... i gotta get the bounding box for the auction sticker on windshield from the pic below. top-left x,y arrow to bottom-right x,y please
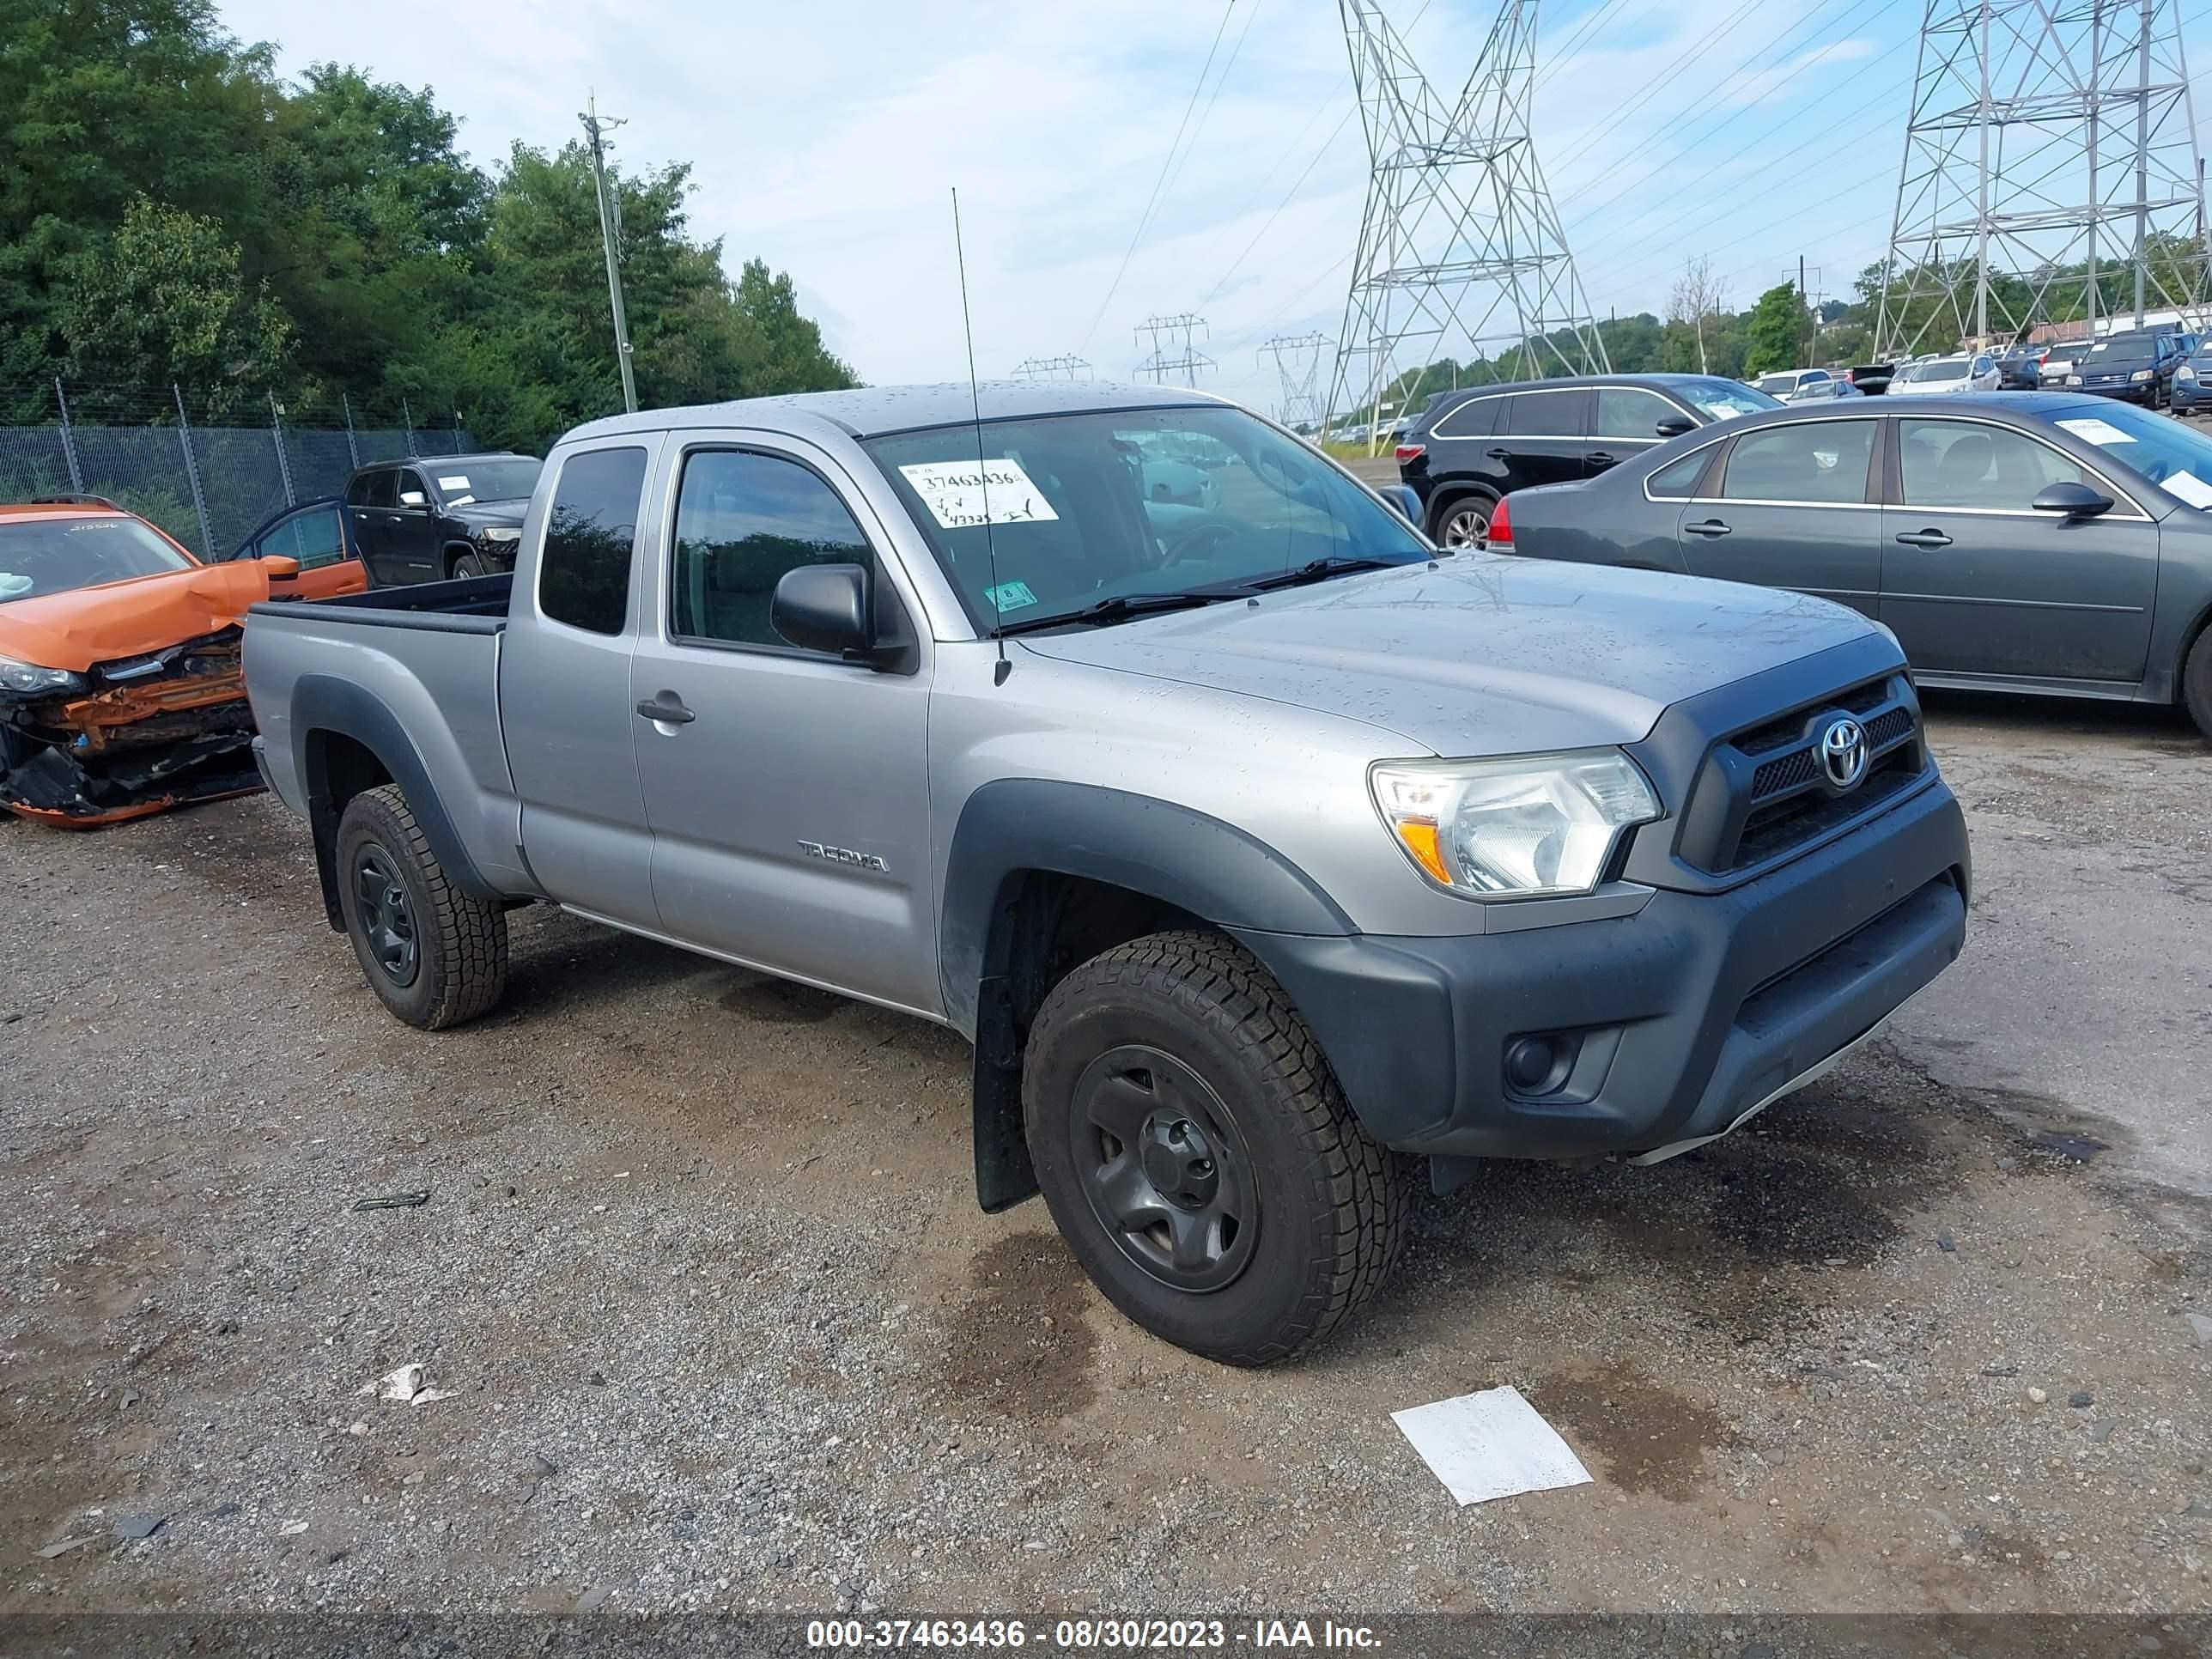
897,460 -> 1059,530
2160,471 -> 2212,510
2055,417 -> 2136,447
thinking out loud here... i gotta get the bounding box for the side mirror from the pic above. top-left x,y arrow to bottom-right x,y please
398,490 -> 428,508
772,562 -> 872,659
1378,483 -> 1422,525
1655,416 -> 1697,438
263,555 -> 301,580
2031,481 -> 2113,520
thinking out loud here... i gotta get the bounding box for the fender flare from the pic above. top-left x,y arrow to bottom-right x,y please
291,673 -> 499,927
939,779 -> 1356,1035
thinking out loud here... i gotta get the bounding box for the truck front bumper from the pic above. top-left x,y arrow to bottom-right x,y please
1239,775 -> 1969,1162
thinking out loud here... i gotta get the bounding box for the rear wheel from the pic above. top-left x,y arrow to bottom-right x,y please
1431,495 -> 1493,550
2182,627 -> 2212,740
1022,931 -> 1413,1365
335,784 -> 507,1029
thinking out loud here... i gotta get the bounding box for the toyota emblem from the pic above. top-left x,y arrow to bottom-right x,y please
1820,716 -> 1869,791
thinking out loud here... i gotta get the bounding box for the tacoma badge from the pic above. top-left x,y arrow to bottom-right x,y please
798,839 -> 889,872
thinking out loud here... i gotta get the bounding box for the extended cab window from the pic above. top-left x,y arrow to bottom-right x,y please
1719,420 -> 1875,505
540,447 -> 648,635
672,451 -> 872,650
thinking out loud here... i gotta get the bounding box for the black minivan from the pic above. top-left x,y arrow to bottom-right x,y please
1395,374 -> 1782,548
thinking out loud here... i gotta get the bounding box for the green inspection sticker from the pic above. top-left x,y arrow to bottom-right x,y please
983,580 -> 1037,612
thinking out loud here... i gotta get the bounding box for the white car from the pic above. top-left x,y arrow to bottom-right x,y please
1751,368 -> 1836,398
1889,353 -> 2002,395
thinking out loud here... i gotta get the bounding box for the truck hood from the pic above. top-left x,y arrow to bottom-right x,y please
0,561 -> 273,674
445,498 -> 530,531
1017,555 -> 1883,756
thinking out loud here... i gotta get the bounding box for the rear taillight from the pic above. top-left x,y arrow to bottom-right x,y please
1395,444 -> 1425,464
1486,495 -> 1512,546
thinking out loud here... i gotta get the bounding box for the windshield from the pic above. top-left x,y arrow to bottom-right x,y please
2048,401 -> 2212,512
1681,378 -> 1782,421
430,459 -> 541,505
0,515 -> 193,603
1754,374 -> 1797,396
1909,359 -> 1971,383
863,405 -> 1431,632
2083,336 -> 2159,360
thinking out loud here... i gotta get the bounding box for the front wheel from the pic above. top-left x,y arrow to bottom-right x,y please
1022,932 -> 1413,1365
451,551 -> 489,579
335,784 -> 508,1029
2183,628 -> 2212,740
1432,497 -> 1492,550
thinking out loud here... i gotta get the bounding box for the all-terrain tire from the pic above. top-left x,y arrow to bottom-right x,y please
2183,626 -> 2212,740
335,784 -> 507,1029
1022,930 -> 1413,1366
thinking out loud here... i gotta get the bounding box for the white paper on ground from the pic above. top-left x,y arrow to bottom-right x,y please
1390,1385 -> 1593,1507
897,459 -> 1059,530
2158,470 -> 2212,510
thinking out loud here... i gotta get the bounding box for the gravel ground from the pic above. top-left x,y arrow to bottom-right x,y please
2,704 -> 2209,1620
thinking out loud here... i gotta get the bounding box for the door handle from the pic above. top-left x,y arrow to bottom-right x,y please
1585,451 -> 1617,467
1484,447 -> 1510,459
1683,519 -> 1732,538
1894,529 -> 1953,548
635,695 -> 696,725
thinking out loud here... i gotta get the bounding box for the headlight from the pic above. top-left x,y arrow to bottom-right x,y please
478,526 -> 522,545
2063,374 -> 2082,386
0,654 -> 84,697
2130,368 -> 2154,382
1370,750 -> 1660,900
2179,365 -> 2197,381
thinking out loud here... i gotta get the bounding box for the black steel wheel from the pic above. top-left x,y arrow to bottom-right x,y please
352,843 -> 419,986
334,784 -> 508,1030
1023,931 -> 1413,1366
1070,1044 -> 1259,1293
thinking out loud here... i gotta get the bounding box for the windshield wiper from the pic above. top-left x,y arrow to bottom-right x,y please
994,591 -> 1229,637
1234,555 -> 1401,592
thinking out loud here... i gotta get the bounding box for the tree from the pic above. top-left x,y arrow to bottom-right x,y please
58,198 -> 292,416
1666,257 -> 1729,374
1742,282 -> 1809,376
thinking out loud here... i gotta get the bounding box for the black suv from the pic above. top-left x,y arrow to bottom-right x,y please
1395,374 -> 1781,548
340,453 -> 542,586
2057,327 -> 2201,409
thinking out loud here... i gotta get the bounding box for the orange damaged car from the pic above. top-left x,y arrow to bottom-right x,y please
0,496 -> 366,826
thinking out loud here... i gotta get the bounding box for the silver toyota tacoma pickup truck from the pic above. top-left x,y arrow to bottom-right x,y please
243,382 -> 1970,1365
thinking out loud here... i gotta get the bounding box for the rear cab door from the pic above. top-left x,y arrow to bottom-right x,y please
1674,414 -> 1884,616
1879,412 -> 2158,682
499,437 -> 665,928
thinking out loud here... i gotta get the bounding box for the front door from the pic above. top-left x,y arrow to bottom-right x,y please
235,500 -> 369,599
1880,416 -> 2159,682
1586,386 -> 1684,479
1674,416 -> 1884,617
383,465 -> 440,584
348,467 -> 402,583
629,436 -> 939,1016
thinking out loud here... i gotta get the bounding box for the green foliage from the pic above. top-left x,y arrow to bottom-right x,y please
1742,283 -> 1809,377
0,0 -> 856,451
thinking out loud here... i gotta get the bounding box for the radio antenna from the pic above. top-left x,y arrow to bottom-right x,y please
951,187 -> 1012,687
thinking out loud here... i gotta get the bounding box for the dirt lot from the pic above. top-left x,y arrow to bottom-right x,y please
2,700 -> 2209,1620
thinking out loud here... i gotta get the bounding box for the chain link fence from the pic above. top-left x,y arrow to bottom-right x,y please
0,381 -> 482,556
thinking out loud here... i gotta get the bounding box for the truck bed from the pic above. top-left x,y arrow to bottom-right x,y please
276,569 -> 514,629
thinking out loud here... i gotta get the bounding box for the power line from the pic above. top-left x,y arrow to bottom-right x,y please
1079,0 -> 1240,353
1157,0 -> 1267,215
1533,0 -> 1637,88
1544,0 -> 1770,177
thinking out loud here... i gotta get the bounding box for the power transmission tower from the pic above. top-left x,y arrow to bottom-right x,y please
1327,0 -> 1606,450
1011,356 -> 1094,380
1260,333 -> 1334,429
1875,0 -> 2209,359
1134,314 -> 1216,386
580,93 -> 639,414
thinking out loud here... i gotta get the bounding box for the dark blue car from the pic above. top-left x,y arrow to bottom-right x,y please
1493,393 -> 2212,736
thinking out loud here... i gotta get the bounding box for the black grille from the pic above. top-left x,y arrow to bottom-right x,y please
1674,672 -> 1927,876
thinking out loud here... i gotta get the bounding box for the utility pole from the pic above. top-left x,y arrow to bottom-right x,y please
580,93 -> 639,414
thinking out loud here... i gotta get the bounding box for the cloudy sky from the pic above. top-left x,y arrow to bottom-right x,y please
219,0 -> 1938,409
